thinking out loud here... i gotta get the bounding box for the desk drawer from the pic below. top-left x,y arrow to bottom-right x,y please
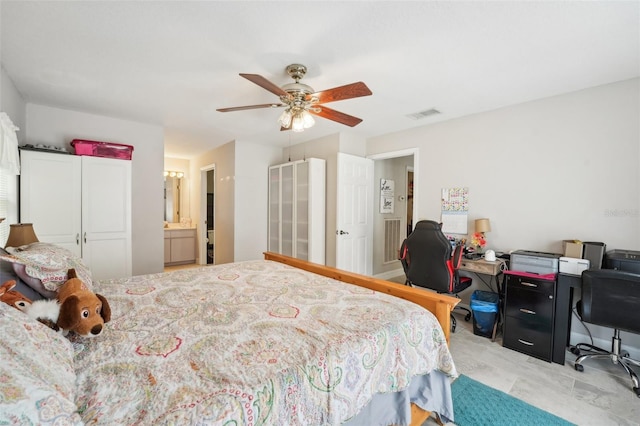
504,288 -> 554,324
503,316 -> 553,361
506,274 -> 555,295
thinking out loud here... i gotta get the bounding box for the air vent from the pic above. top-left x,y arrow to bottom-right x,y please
406,108 -> 441,120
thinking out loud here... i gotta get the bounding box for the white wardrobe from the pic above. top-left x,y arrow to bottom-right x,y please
268,158 -> 325,264
19,150 -> 132,281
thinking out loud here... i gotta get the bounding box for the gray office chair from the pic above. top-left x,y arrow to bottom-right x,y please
570,269 -> 640,397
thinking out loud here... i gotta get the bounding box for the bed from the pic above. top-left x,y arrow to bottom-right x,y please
0,247 -> 459,425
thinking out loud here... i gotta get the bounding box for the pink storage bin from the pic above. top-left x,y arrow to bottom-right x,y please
70,139 -> 134,160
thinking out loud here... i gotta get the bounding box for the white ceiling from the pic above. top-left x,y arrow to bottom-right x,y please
1,1 -> 638,159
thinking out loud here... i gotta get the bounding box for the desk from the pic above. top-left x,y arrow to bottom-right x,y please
554,273 -> 582,364
459,258 -> 507,292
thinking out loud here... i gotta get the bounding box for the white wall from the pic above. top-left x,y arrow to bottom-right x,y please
0,65 -> 24,227
367,78 -> 640,357
368,78 -> 639,253
24,104 -> 165,276
189,140 -> 280,264
234,141 -> 281,261
191,141 -> 235,265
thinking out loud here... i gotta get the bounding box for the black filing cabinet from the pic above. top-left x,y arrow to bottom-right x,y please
503,273 -> 556,362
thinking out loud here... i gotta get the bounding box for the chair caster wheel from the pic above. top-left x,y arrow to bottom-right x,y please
570,346 -> 580,356
634,387 -> 640,398
575,364 -> 584,372
464,313 -> 471,321
622,351 -> 630,358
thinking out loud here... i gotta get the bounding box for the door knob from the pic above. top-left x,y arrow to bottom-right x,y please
336,230 -> 349,235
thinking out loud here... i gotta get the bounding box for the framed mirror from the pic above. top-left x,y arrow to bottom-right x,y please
164,174 -> 182,223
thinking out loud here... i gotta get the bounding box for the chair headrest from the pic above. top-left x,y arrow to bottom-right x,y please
415,220 -> 442,231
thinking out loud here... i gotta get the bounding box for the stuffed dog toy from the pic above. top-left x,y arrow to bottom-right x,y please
26,299 -> 62,332
0,280 -> 32,312
56,268 -> 111,337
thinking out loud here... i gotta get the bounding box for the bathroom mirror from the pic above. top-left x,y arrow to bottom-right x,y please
164,176 -> 182,223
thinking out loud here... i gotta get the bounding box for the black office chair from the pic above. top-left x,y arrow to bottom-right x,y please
570,269 -> 640,397
399,220 -> 472,332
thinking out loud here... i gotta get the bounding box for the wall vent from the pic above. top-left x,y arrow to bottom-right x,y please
406,108 -> 441,120
384,218 -> 402,263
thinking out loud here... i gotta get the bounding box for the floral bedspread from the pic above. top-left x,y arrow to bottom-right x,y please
72,260 -> 457,425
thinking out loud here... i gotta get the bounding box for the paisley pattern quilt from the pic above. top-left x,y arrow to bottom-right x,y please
71,260 -> 457,425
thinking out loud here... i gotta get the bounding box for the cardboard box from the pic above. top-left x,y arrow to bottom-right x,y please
562,240 -> 583,258
559,257 -> 590,276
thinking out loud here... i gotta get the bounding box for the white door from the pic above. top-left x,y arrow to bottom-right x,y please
19,151 -> 82,256
336,153 -> 374,275
81,156 -> 132,280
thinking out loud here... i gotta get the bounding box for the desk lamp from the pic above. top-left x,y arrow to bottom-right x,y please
5,223 -> 39,248
473,218 -> 491,253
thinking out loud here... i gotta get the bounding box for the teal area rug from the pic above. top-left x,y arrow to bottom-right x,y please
451,374 -> 575,426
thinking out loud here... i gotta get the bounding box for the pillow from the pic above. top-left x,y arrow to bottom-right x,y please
0,249 -> 45,301
12,263 -> 57,299
0,302 -> 82,424
0,243 -> 93,297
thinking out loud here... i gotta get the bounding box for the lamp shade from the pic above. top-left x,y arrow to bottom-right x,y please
5,223 -> 39,248
475,218 -> 491,233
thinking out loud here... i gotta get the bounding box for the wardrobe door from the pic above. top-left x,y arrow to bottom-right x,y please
19,150 -> 82,256
81,156 -> 132,280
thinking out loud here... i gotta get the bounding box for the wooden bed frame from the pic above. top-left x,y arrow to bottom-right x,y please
264,252 -> 460,426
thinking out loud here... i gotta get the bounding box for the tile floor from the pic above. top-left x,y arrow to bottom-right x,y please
424,310 -> 640,426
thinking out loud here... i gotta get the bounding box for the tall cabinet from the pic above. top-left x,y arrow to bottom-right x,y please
19,150 -> 132,281
268,158 -> 325,264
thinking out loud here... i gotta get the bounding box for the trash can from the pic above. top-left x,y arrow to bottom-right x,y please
470,290 -> 499,338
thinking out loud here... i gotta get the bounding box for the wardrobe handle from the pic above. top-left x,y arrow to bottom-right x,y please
76,233 -> 80,245
83,232 -> 87,244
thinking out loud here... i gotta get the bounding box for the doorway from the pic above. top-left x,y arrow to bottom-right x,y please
199,164 -> 215,265
367,148 -> 418,277
406,166 -> 414,237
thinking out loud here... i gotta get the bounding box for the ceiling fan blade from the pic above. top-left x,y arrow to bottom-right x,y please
240,73 -> 289,97
311,106 -> 363,127
311,82 -> 372,104
217,103 -> 284,112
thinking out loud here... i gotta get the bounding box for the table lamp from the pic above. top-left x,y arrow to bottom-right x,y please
5,223 -> 39,248
472,218 -> 491,253
475,218 -> 491,234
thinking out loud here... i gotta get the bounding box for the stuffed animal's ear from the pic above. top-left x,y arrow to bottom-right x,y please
57,295 -> 80,330
0,280 -> 17,295
67,268 -> 78,279
97,294 -> 111,323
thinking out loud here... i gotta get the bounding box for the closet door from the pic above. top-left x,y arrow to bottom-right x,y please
81,156 -> 132,280
19,150 -> 82,256
268,166 -> 281,254
280,163 -> 295,257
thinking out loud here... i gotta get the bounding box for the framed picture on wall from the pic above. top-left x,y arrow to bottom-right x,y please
380,178 -> 394,213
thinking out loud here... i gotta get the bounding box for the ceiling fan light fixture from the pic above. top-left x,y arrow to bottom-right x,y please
302,110 -> 315,128
278,109 -> 293,128
291,112 -> 306,132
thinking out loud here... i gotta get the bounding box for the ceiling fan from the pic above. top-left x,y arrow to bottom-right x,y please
217,64 -> 372,132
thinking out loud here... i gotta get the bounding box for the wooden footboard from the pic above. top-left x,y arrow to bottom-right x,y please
264,252 -> 457,426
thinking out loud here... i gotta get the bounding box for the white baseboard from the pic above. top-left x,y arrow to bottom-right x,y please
375,268 -> 405,281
